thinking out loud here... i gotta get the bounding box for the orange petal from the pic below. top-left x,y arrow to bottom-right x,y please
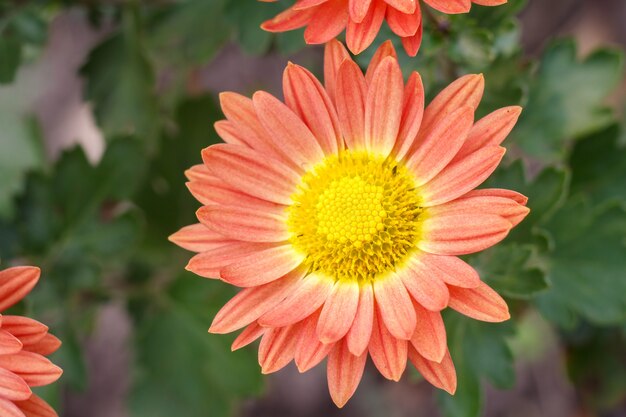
373,273 -> 416,340
419,145 -> 506,207
465,188 -> 528,206
419,74 -> 484,142
0,398 -> 25,417
261,6 -> 316,32
369,310 -> 407,381
455,106 -> 522,160
0,351 -> 62,387
408,346 -> 457,394
295,311 -> 334,372
293,0 -> 329,9
335,59 -> 368,151
323,39 -> 351,104
284,63 -> 342,155
419,213 -> 512,255
448,281 -> 510,322
349,0 -> 372,22
169,224 -> 229,253
364,56 -> 404,156
202,144 -> 299,205
473,0 -> 507,5
0,317 -> 48,346
22,334 -> 61,357
184,164 -> 211,182
412,253 -> 480,288
393,71 -> 425,160
232,322 -> 266,351
185,242 -> 271,279
411,303 -> 447,362
0,267 -> 40,312
304,0 -> 349,44
253,91 -> 326,170
429,195 -> 530,227
258,324 -> 301,374
385,0 -> 417,14
258,274 -> 333,327
0,367 -> 31,401
364,40 -> 397,85
386,2 -> 421,37
327,339 -> 367,408
188,176 -> 285,212
405,106 -> 474,186
401,260 -> 450,311
317,281 -> 359,343
400,21 -> 423,56
220,245 -> 305,287
210,268 -> 304,334
214,120 -> 250,147
423,0 -> 471,13
0,330 -> 23,355
346,0 -> 386,55
346,283 -> 374,356
16,394 -> 58,417
197,205 -> 288,243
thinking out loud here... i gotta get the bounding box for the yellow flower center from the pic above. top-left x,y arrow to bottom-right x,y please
287,152 -> 423,283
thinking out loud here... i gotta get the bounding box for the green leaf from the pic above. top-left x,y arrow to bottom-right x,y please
81,10 -> 159,147
129,274 -> 263,417
0,37 -> 21,84
536,198 -> 626,326
511,40 -> 624,163
570,124 -> 626,205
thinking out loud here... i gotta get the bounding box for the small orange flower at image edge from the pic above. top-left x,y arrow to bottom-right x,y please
260,0 -> 507,56
170,39 -> 528,407
0,266 -> 63,417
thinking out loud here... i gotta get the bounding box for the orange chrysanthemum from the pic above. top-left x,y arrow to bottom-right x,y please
170,40 -> 527,407
0,266 -> 63,417
260,0 -> 507,56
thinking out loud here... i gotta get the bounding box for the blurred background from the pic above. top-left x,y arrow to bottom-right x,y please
1,0 -> 625,416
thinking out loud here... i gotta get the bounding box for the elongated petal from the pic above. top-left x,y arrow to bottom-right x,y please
323,39 -> 350,104
373,273 -> 416,340
203,144 -> 299,205
253,91 -> 325,170
317,281 -> 359,343
349,0 -> 372,22
221,245 -> 306,287
364,56 -> 404,156
295,311 -> 334,372
214,120 -> 250,147
259,274 -> 333,327
346,283 -> 374,356
463,188 -> 528,206
16,394 -> 58,417
169,224 -> 229,253
0,367 -> 31,401
184,164 -> 211,182
364,40 -> 397,85
327,340 -> 367,408
448,281 -> 510,322
423,0 -> 471,13
400,20 -> 423,56
419,146 -> 506,207
411,303 -> 446,362
186,242 -> 269,279
261,6 -> 315,32
304,0 -> 349,44
455,106 -> 522,160
258,324 -> 301,374
369,310 -> 407,381
232,322 -> 265,351
473,0 -> 507,5
412,253 -> 480,288
420,213 -> 512,255
284,63 -> 341,155
393,71 -> 424,160
197,205 -> 288,243
0,330 -> 23,355
408,346 -> 457,394
210,268 -> 304,333
405,106 -> 473,186
0,317 -> 48,346
419,74 -> 484,141
385,0 -> 417,14
0,399 -> 24,417
346,0 -> 386,55
386,2 -> 420,36
0,352 -> 62,387
335,60 -> 368,151
0,267 -> 40,312
22,334 -> 61,356
401,261 -> 449,311
293,0 -> 329,9
429,195 -> 530,227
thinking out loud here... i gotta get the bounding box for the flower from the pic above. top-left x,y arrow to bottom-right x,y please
260,0 -> 507,56
170,39 -> 527,407
0,266 -> 63,417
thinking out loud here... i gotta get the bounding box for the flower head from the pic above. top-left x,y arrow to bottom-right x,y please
171,39 -> 527,407
0,266 -> 63,417
260,0 -> 508,56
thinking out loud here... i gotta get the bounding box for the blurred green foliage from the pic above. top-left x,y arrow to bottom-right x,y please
1,1 -> 626,417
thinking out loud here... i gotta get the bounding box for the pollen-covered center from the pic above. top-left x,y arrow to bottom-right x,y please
287,152 -> 423,283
